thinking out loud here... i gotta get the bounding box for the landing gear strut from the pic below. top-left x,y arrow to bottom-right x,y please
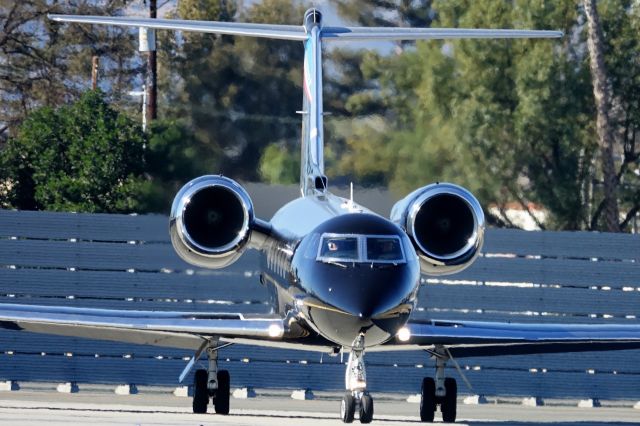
191,340 -> 230,414
341,333 -> 374,424
420,346 -> 457,423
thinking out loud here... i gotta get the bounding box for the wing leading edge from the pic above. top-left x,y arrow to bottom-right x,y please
389,319 -> 640,357
0,303 -> 286,351
3,304 -> 639,357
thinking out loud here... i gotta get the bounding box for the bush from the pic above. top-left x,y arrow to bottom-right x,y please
0,90 -> 147,213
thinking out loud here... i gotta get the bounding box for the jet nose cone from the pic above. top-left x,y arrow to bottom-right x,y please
354,304 -> 381,320
297,263 -> 420,347
343,282 -> 405,320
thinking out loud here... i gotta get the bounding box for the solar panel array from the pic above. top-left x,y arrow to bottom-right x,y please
0,184 -> 638,399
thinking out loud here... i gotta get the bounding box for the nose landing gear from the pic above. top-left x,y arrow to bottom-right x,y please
341,333 -> 374,424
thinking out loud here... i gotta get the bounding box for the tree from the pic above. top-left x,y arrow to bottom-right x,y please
324,0 -> 437,150
329,0 -> 640,231
259,143 -> 299,184
331,0 -> 433,30
0,1 -> 140,141
592,0 -> 640,231
140,118 -> 207,213
0,90 -> 147,213
157,0 -> 305,182
583,0 -> 620,232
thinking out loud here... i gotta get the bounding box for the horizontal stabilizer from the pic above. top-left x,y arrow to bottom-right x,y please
49,14 -> 562,42
321,27 -> 563,41
48,14 -> 307,41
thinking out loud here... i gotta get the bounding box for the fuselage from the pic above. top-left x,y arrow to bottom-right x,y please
260,193 -> 421,348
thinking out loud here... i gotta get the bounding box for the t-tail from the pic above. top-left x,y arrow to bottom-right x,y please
49,8 -> 562,197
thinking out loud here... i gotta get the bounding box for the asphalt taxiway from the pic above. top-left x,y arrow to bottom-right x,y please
0,389 -> 638,425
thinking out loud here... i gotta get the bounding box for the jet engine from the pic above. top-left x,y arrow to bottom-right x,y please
390,183 -> 485,275
169,175 -> 255,269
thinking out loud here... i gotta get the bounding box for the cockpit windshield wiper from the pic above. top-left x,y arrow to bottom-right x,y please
368,262 -> 398,269
321,259 -> 348,268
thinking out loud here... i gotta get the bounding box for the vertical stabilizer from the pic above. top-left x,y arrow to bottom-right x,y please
300,9 -> 327,196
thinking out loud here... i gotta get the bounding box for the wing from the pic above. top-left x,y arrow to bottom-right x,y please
378,319 -> 640,357
0,303 -> 288,351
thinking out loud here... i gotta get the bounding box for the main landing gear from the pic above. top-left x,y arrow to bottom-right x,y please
192,342 -> 230,414
341,333 -> 374,424
420,346 -> 458,423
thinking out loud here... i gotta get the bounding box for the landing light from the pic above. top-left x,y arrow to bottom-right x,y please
268,323 -> 284,338
397,327 -> 411,342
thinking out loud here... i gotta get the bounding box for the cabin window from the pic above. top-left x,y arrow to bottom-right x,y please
316,233 -> 405,264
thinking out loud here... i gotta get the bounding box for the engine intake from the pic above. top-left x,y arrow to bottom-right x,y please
170,175 -> 254,269
391,183 -> 485,275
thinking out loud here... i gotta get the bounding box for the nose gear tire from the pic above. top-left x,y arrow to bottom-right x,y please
341,392 -> 356,423
359,393 -> 374,423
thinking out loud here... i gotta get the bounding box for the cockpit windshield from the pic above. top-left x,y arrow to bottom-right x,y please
366,237 -> 404,261
317,233 -> 405,264
318,236 -> 359,260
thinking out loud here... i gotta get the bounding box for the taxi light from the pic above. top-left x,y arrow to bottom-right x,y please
397,327 -> 411,342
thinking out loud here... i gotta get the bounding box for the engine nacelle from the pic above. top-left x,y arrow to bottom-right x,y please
391,183 -> 485,276
169,175 -> 254,269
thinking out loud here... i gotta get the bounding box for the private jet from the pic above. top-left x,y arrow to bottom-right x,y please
1,8 -> 639,424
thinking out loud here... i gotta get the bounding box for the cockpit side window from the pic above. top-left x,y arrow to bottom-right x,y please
319,236 -> 359,261
366,237 -> 404,262
316,233 -> 406,264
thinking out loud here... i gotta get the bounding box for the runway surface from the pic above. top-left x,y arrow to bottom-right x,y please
0,390 -> 638,426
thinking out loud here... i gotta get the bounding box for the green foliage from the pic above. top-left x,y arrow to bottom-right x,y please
259,143 -> 299,184
329,0 -> 640,230
140,119 -> 207,213
331,0 -> 434,28
158,0 -> 306,181
597,0 -> 640,230
0,91 -> 146,213
1,1 -> 638,229
427,0 -> 596,229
